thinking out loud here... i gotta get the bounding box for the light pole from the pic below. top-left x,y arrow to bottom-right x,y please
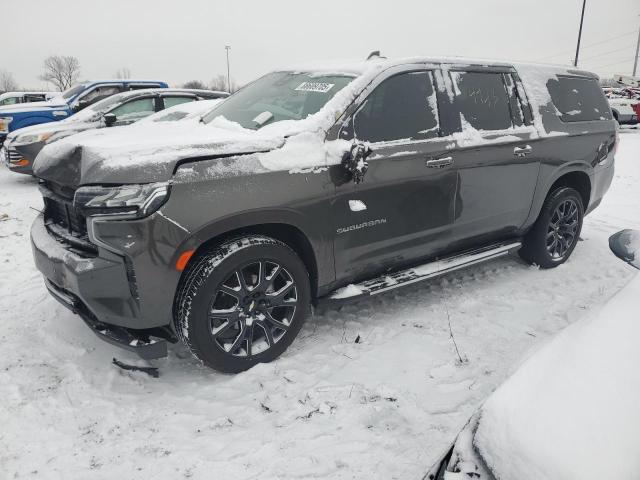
225,45 -> 231,93
633,18 -> 640,77
574,0 -> 587,67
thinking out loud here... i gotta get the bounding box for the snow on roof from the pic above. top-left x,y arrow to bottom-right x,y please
138,99 -> 224,123
280,55 -> 594,77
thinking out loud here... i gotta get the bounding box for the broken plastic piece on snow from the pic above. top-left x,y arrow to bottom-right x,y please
112,358 -> 159,378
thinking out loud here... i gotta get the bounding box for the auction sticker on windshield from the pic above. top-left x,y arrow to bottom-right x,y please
295,82 -> 335,93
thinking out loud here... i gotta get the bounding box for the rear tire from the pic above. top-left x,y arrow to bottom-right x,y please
174,236 -> 311,373
519,187 -> 584,269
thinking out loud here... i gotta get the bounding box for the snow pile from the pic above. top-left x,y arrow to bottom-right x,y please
259,131 -> 351,171
139,99 -> 224,124
475,273 -> 640,480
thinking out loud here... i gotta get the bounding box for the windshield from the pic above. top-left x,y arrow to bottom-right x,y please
61,84 -> 86,100
202,72 -> 354,130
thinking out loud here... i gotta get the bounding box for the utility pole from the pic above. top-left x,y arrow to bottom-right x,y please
225,45 -> 231,93
574,0 -> 587,67
633,18 -> 640,77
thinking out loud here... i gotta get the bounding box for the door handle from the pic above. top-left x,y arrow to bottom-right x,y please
513,145 -> 533,157
426,156 -> 453,168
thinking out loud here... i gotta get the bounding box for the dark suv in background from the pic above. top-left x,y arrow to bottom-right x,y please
30,56 -> 616,372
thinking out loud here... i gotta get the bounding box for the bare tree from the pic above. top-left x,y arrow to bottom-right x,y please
39,55 -> 81,91
210,74 -> 237,93
0,70 -> 18,92
114,67 -> 131,79
182,80 -> 207,90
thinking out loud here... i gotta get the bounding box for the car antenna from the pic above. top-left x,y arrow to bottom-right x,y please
367,50 -> 385,60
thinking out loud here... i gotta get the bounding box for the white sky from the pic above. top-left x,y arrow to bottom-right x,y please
3,0 -> 639,89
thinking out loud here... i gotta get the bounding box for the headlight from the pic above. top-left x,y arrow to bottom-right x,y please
74,183 -> 170,218
0,116 -> 13,133
13,131 -> 54,146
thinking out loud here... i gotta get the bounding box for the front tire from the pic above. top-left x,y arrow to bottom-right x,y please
519,187 -> 584,269
174,236 -> 311,373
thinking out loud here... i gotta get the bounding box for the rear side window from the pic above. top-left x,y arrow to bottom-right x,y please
547,76 -> 612,122
353,71 -> 440,143
451,71 -> 513,131
163,96 -> 195,109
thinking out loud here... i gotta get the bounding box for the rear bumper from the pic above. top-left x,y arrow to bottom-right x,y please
31,213 -> 172,359
586,157 -> 615,215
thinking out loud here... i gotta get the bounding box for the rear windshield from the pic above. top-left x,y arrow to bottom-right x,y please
547,76 -> 612,122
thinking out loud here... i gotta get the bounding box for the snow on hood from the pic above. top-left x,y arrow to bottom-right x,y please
7,116 -> 99,144
474,272 -> 640,480
34,63 -> 384,186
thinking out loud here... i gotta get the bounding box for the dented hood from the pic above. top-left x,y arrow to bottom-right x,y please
33,120 -> 285,187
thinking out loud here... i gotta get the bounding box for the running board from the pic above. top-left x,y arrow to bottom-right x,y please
325,241 -> 522,303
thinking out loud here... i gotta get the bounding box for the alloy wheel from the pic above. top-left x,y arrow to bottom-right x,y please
207,260 -> 298,357
546,199 -> 579,260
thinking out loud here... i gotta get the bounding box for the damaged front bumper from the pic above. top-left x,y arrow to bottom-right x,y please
30,213 -> 180,359
44,278 -> 168,359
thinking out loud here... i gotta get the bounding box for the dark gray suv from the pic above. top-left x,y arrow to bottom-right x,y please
30,56 -> 616,372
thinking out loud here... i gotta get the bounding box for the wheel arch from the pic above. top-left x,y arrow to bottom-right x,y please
175,211 -> 327,300
547,170 -> 591,210
524,164 -> 593,232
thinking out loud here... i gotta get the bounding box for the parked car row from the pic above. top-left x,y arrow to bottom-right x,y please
3,88 -> 226,175
24,55 -> 617,374
0,91 -> 58,106
0,79 -> 229,147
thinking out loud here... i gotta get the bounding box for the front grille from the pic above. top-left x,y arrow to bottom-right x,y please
41,182 -> 97,256
44,197 -> 88,237
5,147 -> 22,164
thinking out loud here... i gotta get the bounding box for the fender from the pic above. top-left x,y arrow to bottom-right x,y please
11,113 -> 68,132
521,160 -> 592,232
170,207 -> 334,293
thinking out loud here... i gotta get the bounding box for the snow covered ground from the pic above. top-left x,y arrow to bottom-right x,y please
1,130 -> 638,480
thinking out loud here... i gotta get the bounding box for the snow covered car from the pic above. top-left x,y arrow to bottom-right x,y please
137,98 -> 224,123
4,89 -> 228,175
30,55 -> 616,372
425,229 -> 640,480
0,91 -> 59,106
605,88 -> 639,125
0,80 -> 168,145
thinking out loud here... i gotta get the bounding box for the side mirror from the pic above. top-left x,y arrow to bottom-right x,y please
103,113 -> 117,127
609,230 -> 640,270
342,143 -> 372,184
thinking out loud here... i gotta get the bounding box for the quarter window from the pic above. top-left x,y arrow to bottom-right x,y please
451,71 -> 513,131
163,96 -> 195,109
353,71 -> 440,143
547,76 -> 612,122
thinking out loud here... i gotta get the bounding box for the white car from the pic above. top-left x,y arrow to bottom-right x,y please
0,91 -> 59,107
605,88 -> 639,125
427,229 -> 640,480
